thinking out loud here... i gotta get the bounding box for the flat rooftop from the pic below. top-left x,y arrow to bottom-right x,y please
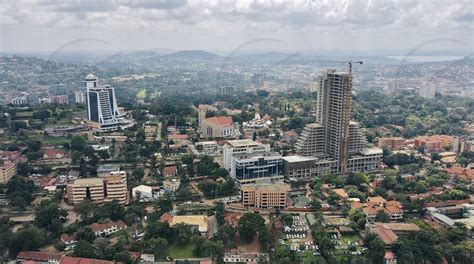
226,139 -> 261,147
282,155 -> 318,163
241,184 -> 288,192
70,177 -> 103,187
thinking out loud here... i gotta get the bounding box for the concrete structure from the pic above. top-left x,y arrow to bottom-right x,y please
163,178 -> 181,192
97,164 -> 121,176
223,253 -> 269,264
241,184 -> 288,208
50,95 -> 69,105
85,74 -> 130,132
0,161 -> 16,184
378,137 -> 406,150
295,70 -> 382,176
74,91 -> 86,104
414,135 -> 453,153
419,83 -> 436,99
194,141 -> 221,155
223,139 -> 270,171
198,105 -> 237,138
66,171 -> 128,205
232,152 -> 283,185
132,185 -> 160,202
10,96 -> 28,105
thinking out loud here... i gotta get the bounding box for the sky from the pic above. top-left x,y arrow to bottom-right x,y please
0,0 -> 473,55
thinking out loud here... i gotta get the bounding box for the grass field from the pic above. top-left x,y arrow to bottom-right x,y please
137,89 -> 146,99
166,243 -> 195,259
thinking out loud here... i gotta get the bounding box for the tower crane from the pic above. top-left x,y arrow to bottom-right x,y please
340,61 -> 363,175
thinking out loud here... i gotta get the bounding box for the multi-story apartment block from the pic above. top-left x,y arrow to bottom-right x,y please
241,184 -> 288,208
0,161 -> 16,184
378,137 -> 406,150
66,171 -> 128,205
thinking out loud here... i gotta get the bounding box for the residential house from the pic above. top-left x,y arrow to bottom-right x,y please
90,220 -> 127,237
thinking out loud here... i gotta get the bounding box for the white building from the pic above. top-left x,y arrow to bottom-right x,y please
10,96 -> 27,105
222,139 -> 270,171
75,90 -> 86,103
132,185 -> 160,202
419,83 -> 436,99
163,179 -> 181,192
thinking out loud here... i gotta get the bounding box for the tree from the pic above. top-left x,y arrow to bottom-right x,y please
375,211 -> 390,223
215,201 -> 225,226
252,131 -> 257,141
97,150 -> 110,160
35,201 -> 68,236
238,213 -> 265,242
145,238 -> 168,258
145,221 -> 171,240
172,223 -> 194,244
365,233 -> 385,264
73,241 -> 96,258
280,214 -> 293,226
71,136 -> 86,151
75,227 -> 96,243
155,193 -> 173,213
9,226 -> 45,256
431,152 -> 442,162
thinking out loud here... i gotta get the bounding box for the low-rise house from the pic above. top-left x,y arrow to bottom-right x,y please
353,196 -> 404,223
132,185 -> 161,202
90,220 -> 127,237
163,178 -> 181,192
160,213 -> 209,237
17,251 -> 63,263
61,234 -> 77,250
368,222 -> 420,247
43,149 -> 66,159
163,166 -> 177,177
168,134 -> 190,146
283,130 -> 298,143
60,256 -> 114,264
223,252 -> 269,263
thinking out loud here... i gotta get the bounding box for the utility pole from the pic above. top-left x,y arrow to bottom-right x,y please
340,61 -> 363,175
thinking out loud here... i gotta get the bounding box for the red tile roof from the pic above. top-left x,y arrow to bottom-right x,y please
159,212 -> 174,224
168,134 -> 189,140
373,225 -> 398,245
90,220 -> 126,233
17,251 -> 63,262
61,234 -> 76,243
163,166 -> 177,176
205,116 -> 233,126
60,256 -> 114,264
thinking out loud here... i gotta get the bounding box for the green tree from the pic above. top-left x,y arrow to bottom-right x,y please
9,226 -> 45,256
73,241 -> 96,258
71,136 -> 86,151
238,213 -> 265,242
365,233 -> 385,264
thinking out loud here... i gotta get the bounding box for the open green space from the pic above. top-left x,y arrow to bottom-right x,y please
166,243 -> 195,259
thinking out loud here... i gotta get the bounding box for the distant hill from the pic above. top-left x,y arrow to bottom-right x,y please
162,50 -> 222,61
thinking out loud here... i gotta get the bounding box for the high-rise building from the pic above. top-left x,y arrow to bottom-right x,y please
419,83 -> 436,99
85,74 -> 122,131
289,70 -> 382,178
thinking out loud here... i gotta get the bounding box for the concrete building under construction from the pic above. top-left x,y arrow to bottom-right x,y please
288,69 -> 382,180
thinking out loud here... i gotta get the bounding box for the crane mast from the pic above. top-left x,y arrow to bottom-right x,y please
340,61 -> 362,175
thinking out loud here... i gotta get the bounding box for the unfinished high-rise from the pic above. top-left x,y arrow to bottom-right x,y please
288,70 -> 382,179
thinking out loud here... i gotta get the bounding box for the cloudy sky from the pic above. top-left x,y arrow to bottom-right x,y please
0,0 -> 473,54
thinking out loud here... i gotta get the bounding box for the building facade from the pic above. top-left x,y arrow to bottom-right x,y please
85,74 -> 123,131
223,139 -> 270,170
294,70 -> 382,176
0,161 -> 16,184
241,184 -> 288,208
198,105 -> 237,138
66,171 -> 128,205
378,137 -> 406,150
231,152 -> 283,185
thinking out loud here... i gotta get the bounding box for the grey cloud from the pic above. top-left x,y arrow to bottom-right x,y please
39,0 -> 119,12
454,13 -> 474,23
120,0 -> 187,10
